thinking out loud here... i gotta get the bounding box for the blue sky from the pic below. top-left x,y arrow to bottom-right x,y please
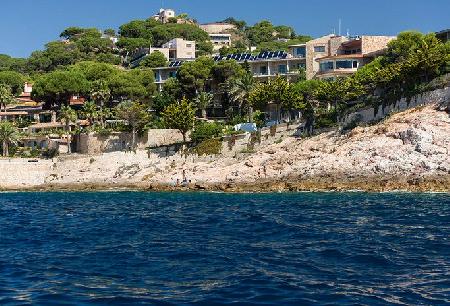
1,0 -> 449,58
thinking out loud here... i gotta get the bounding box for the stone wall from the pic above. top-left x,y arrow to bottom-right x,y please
0,159 -> 53,188
340,86 -> 450,127
148,122 -> 303,159
77,129 -> 184,155
361,36 -> 396,54
305,35 -> 333,80
305,35 -> 349,80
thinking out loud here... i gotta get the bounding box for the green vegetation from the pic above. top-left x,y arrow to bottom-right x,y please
0,84 -> 14,111
0,121 -> 18,157
0,6 -> 448,159
162,98 -> 196,142
191,138 -> 223,156
59,105 -> 77,154
190,121 -> 224,142
115,101 -> 149,149
139,51 -> 168,68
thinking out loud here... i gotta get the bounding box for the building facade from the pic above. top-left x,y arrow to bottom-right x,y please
150,34 -> 395,90
129,38 -> 195,68
209,34 -> 233,51
199,23 -> 237,52
300,35 -> 395,80
162,38 -> 196,60
152,8 -> 176,24
152,49 -> 306,91
436,29 -> 450,43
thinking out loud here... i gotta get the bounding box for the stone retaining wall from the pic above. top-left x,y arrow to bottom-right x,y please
148,122 -> 303,159
0,159 -> 53,188
341,86 -> 450,127
77,129 -> 184,154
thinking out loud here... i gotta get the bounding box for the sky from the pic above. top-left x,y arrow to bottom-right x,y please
1,0 -> 449,58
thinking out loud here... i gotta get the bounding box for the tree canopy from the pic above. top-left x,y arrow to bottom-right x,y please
0,71 -> 26,96
162,97 -> 196,142
32,70 -> 90,108
139,51 -> 168,68
176,56 -> 215,98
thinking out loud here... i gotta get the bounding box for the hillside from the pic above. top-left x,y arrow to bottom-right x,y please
1,104 -> 448,192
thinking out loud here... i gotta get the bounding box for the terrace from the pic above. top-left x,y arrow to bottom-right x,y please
316,54 -> 367,79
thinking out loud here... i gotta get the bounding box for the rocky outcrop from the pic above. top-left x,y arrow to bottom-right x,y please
1,105 -> 449,192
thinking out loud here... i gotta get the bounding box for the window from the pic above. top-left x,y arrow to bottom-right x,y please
186,44 -> 192,48
278,65 -> 287,74
336,60 -> 353,69
169,71 -> 177,78
353,61 -> 358,68
319,61 -> 334,71
260,66 -> 268,75
295,47 -> 306,57
314,46 -> 325,52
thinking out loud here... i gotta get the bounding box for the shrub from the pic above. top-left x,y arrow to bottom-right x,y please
94,126 -> 113,137
191,121 -> 224,142
227,115 -> 246,126
29,148 -> 41,158
41,148 -> 59,159
191,138 -> 223,156
315,112 -> 337,129
253,110 -> 265,128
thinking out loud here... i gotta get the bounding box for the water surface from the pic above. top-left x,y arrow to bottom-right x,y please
0,192 -> 449,305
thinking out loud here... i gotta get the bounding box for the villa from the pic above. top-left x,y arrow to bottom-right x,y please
152,8 -> 176,24
304,34 -> 395,80
199,22 -> 237,51
149,34 -> 394,91
130,38 -> 196,68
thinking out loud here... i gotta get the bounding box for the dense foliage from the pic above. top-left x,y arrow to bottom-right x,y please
1,6 -> 449,157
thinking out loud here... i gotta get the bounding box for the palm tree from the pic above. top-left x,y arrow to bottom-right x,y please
59,106 -> 77,154
0,122 -> 18,157
81,101 -> 99,126
0,84 -> 14,114
226,73 -> 255,122
90,80 -> 111,127
194,92 -> 213,119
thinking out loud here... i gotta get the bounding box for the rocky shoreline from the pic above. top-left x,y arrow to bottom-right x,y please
2,174 -> 449,193
1,105 -> 449,193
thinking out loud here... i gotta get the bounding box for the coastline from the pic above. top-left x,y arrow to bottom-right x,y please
1,105 -> 449,194
1,174 -> 449,193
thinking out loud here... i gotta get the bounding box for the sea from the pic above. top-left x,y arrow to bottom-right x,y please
0,191 -> 449,305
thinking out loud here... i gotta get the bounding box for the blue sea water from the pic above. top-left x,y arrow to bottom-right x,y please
0,192 -> 449,305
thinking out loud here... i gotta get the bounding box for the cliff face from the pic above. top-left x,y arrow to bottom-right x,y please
163,104 -> 449,192
1,105 -> 449,192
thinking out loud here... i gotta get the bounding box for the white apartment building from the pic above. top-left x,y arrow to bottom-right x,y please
162,38 -> 196,60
